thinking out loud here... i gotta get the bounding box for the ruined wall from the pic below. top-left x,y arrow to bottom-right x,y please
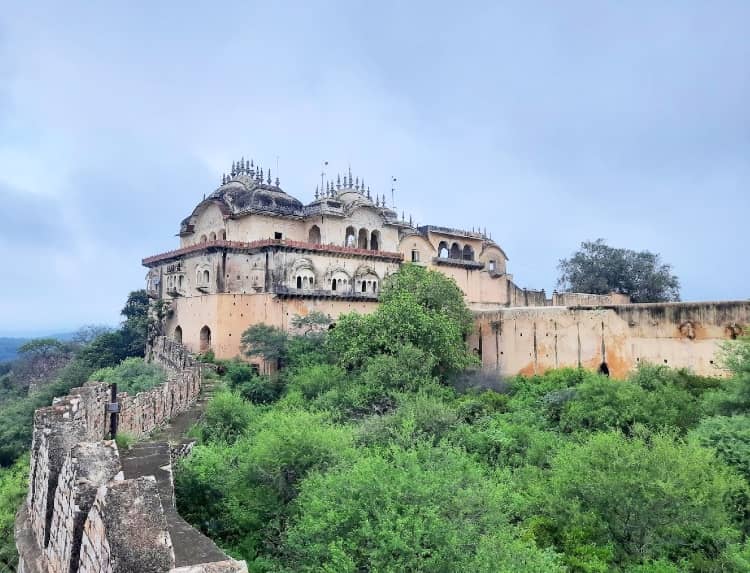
472,300 -> 750,378
16,336 -> 247,573
551,291 -> 631,306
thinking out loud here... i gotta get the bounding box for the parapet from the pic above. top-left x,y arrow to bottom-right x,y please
15,335 -> 247,573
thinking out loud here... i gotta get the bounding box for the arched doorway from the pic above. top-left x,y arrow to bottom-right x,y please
462,245 -> 474,261
199,326 -> 212,352
345,226 -> 356,247
308,225 -> 321,244
450,243 -> 461,259
174,326 -> 182,344
370,230 -> 380,251
438,241 -> 449,258
358,228 -> 369,249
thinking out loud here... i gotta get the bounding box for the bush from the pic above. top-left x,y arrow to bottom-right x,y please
691,415 -> 750,481
0,455 -> 28,568
199,391 -> 255,444
282,443 -> 561,572
532,431 -> 748,570
115,432 -> 136,450
90,357 -> 166,395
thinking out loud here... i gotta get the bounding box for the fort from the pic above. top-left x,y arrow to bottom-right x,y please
14,336 -> 248,573
143,158 -> 748,377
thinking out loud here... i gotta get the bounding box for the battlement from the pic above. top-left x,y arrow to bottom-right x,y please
15,336 -> 247,573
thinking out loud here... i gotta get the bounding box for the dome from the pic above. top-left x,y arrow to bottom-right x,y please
180,172 -> 304,235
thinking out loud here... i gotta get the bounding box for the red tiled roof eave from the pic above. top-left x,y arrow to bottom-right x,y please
142,239 -> 404,266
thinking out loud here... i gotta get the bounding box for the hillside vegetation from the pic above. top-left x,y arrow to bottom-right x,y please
176,265 -> 750,573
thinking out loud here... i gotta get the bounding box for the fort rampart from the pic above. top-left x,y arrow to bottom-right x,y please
472,300 -> 750,378
15,336 -> 247,573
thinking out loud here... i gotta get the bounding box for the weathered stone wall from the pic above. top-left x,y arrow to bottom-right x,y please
472,300 -> 750,378
16,336 -> 247,573
551,291 -> 631,306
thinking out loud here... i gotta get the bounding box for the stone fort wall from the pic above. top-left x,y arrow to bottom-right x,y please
471,300 -> 750,378
15,336 -> 247,573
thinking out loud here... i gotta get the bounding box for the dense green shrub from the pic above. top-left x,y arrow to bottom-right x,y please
0,455 -> 27,568
90,357 -> 165,395
530,431 -> 748,571
282,444 -> 562,572
691,415 -> 750,481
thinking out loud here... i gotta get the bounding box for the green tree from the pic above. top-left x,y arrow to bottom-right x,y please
0,455 -> 27,569
282,444 -> 562,572
557,239 -> 680,302
533,431 -> 747,570
241,324 -> 289,370
690,415 -> 750,481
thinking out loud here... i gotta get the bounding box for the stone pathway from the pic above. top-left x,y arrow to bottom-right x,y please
119,381 -> 227,567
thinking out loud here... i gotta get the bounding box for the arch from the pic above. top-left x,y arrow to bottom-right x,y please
450,243 -> 461,259
296,276 -> 302,289
438,241 -> 449,258
345,226 -> 356,247
462,245 -> 474,261
598,362 -> 610,377
200,234 -> 208,243
358,228 -> 369,249
220,230 -> 226,240
203,269 -> 210,284
174,325 -> 182,344
199,325 -> 211,352
178,275 -> 184,289
209,231 -> 216,241
308,225 -> 321,244
370,230 -> 380,251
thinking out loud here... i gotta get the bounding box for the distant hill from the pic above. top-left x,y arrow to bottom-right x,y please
0,338 -> 29,363
0,332 -> 77,363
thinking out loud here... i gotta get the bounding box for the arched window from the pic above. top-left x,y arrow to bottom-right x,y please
462,245 -> 474,261
174,326 -> 182,344
450,243 -> 461,259
308,225 -> 321,244
200,235 -> 207,243
438,241 -> 449,258
209,232 -> 216,241
361,281 -> 367,292
199,325 -> 211,352
358,228 -> 368,249
203,269 -> 210,284
370,230 -> 380,251
345,226 -> 356,247
331,279 -> 337,291
220,230 -> 226,240
178,275 -> 184,289
296,276 -> 302,289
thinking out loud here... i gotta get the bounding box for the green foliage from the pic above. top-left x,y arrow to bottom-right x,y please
290,311 -> 332,335
175,408 -> 354,563
691,415 -> 750,481
533,431 -> 747,570
90,357 -> 165,395
557,238 -> 680,302
199,391 -> 255,444
223,361 -> 282,404
241,324 -> 289,369
0,455 -> 27,569
282,444 -> 563,572
327,267 -> 476,377
115,432 -> 136,450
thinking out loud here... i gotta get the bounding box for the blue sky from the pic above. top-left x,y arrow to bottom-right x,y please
1,1 -> 748,336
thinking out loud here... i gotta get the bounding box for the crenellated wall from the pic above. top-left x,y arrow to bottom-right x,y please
15,336 -> 247,573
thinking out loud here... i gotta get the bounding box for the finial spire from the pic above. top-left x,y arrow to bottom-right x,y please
275,176 -> 280,186
355,176 -> 359,191
240,157 -> 245,173
231,161 -> 236,177
315,185 -> 319,199
409,214 -> 413,226
336,174 -> 341,190
367,185 -> 371,200
267,168 -> 272,185
259,167 -> 264,182
348,166 -> 353,187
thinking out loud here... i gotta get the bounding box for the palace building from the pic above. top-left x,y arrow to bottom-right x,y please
142,158 -> 538,360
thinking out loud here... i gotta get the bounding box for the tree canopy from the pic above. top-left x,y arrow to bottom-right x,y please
557,239 -> 680,302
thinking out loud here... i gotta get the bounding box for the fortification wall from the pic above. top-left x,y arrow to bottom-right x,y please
15,336 -> 247,573
472,300 -> 750,378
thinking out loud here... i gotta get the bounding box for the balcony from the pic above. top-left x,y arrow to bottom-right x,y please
432,257 -> 485,270
274,285 -> 379,301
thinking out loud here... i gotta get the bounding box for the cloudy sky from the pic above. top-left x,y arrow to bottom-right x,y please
1,1 -> 748,335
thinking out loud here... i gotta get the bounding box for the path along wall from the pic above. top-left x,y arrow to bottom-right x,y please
471,300 -> 750,379
15,336 -> 247,573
